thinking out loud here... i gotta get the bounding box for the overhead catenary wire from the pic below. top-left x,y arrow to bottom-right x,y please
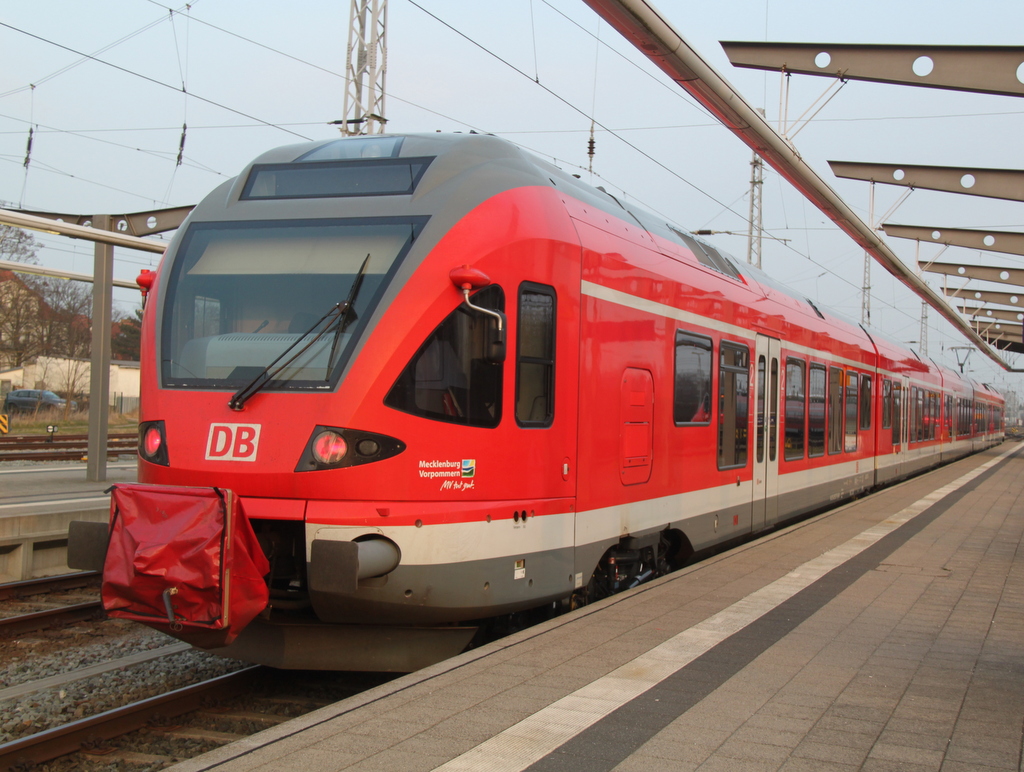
0,21 -> 313,141
164,3 -> 191,201
404,3 -> 944,341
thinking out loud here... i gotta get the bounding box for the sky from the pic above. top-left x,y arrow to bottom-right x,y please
2,0 -> 1024,392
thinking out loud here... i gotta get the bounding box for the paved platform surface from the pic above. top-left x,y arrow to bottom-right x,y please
167,443 -> 1024,772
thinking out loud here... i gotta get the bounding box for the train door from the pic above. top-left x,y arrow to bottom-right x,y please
752,335 -> 781,531
513,281 -> 579,501
893,375 -> 910,474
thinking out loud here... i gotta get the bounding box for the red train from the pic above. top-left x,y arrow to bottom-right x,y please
70,133 -> 1004,670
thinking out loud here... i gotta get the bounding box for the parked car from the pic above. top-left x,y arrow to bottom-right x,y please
2,389 -> 78,413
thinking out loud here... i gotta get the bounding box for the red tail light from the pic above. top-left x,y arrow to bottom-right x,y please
312,431 -> 348,464
138,421 -> 169,466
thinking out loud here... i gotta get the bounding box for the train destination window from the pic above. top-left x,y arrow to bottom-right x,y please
808,364 -> 826,458
386,285 -> 504,428
717,342 -> 749,470
828,367 -> 843,455
241,158 -> 433,200
516,284 -> 556,427
673,331 -> 712,425
845,371 -> 858,452
784,358 -> 806,461
860,375 -> 872,431
162,218 -> 421,391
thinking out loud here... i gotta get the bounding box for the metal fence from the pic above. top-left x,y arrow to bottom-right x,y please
110,394 -> 140,414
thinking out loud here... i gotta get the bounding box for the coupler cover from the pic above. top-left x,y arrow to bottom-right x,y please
102,483 -> 270,647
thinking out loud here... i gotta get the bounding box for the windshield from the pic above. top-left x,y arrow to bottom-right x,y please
160,218 -> 422,390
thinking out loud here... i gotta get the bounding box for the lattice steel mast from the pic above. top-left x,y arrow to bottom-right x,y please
746,152 -> 763,269
341,0 -> 388,135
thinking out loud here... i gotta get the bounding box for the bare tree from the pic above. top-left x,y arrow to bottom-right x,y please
0,224 -> 40,265
36,277 -> 92,359
0,226 -> 44,369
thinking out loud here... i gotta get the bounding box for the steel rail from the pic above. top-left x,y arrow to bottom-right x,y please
0,433 -> 136,445
580,0 -> 1015,371
0,572 -> 99,602
0,439 -> 135,452
0,667 -> 262,770
0,449 -> 134,462
0,601 -> 105,637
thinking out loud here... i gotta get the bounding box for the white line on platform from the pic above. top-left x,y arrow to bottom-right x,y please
431,443 -> 1021,772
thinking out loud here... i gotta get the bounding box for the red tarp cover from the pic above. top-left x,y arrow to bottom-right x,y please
102,484 -> 270,647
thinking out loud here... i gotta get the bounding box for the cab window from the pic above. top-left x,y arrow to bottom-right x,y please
385,286 -> 504,427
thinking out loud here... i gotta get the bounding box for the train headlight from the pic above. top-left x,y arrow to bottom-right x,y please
313,431 -> 348,464
138,421 -> 169,466
295,426 -> 406,472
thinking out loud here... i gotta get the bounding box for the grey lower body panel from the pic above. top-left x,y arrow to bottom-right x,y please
308,545 -> 575,625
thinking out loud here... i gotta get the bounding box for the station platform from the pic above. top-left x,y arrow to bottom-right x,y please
155,442 -> 1023,771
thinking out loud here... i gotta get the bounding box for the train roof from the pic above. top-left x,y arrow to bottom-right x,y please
189,133 -> 979,387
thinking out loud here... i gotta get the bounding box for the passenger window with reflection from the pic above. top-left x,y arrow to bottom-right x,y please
674,331 -> 712,425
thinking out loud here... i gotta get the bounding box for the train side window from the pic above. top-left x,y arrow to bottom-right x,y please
769,357 -> 779,463
808,364 -> 826,457
717,342 -> 749,470
845,371 -> 858,452
784,358 -> 806,461
384,285 -> 504,428
913,384 -> 921,438
882,379 -> 892,429
946,395 -> 953,437
892,382 -> 902,447
194,295 -> 222,338
756,355 -> 766,464
860,375 -> 872,431
828,366 -> 843,455
673,331 -> 712,425
915,388 -> 925,442
515,284 -> 556,427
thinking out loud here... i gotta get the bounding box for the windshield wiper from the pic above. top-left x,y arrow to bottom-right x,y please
228,254 -> 371,411
325,254 -> 371,375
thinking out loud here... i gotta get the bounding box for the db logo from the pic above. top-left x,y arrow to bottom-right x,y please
205,423 -> 261,462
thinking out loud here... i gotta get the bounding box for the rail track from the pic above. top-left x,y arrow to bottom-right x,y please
0,572 -> 104,637
0,667 -> 264,770
0,433 -> 136,462
0,661 -> 393,770
0,572 -> 99,602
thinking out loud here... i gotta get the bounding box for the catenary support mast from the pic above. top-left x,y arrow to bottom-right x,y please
341,0 -> 388,135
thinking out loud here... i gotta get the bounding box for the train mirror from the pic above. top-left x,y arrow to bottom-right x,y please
450,266 -> 506,363
449,265 -> 491,290
137,269 -> 155,308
